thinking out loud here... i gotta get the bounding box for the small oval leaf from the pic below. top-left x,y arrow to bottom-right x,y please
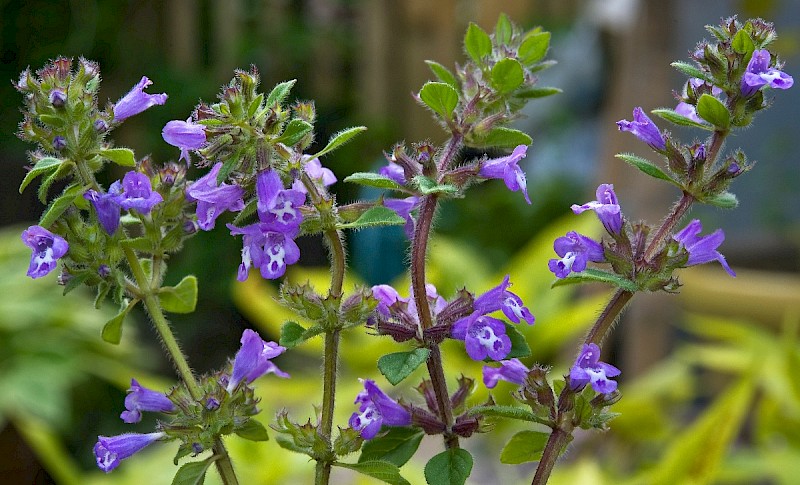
418,82 -> 459,120
377,349 -> 431,385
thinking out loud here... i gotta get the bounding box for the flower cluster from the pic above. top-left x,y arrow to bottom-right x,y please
94,329 -> 286,473
84,171 -> 163,235
228,170 -> 305,280
349,379 -> 411,439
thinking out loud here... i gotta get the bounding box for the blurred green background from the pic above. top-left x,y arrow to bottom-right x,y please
1,0 -> 799,483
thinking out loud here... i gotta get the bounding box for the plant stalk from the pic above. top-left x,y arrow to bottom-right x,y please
123,246 -> 239,485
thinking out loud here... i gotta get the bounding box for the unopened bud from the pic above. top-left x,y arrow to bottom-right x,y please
49,89 -> 67,108
52,136 -> 66,151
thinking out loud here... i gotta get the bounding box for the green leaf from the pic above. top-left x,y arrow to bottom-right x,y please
39,184 -> 89,228
335,461 -> 410,485
502,322 -> 532,359
615,153 -> 680,186
359,428 -> 425,467
120,237 -> 154,253
516,86 -> 562,99
500,430 -> 550,464
99,148 -> 136,167
696,93 -> 730,130
651,108 -> 714,130
101,299 -> 139,345
39,114 -> 65,127
671,61 -> 712,83
701,191 -> 738,209
247,93 -> 264,118
19,157 -> 62,193
424,449 -> 473,485
313,126 -> 367,159
413,176 -> 458,196
377,349 -> 430,385
418,82 -> 459,120
172,458 -> 215,485
468,405 -> 547,424
266,79 -> 296,107
159,275 -> 198,314
519,31 -> 550,65
552,268 -> 639,292
425,60 -> 458,88
732,30 -> 755,56
235,419 -> 270,442
338,206 -> 405,230
232,198 -> 258,225
279,321 -> 325,348
464,23 -> 492,62
276,119 -> 313,145
343,172 -> 405,192
480,127 -> 532,148
495,13 -> 513,45
491,58 -> 524,94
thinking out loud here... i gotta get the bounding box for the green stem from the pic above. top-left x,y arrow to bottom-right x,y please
122,246 -> 239,485
584,289 -> 634,346
300,171 -> 346,485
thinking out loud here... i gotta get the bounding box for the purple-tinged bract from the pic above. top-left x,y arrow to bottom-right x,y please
226,329 -> 288,393
120,379 -> 175,424
186,162 -> 245,231
616,107 -> 666,150
569,343 -> 620,394
112,76 -> 167,122
21,225 -> 68,279
94,432 -> 165,473
548,231 -> 605,278
479,144 -> 531,204
348,379 -> 411,440
483,358 -> 529,389
673,219 -> 735,277
571,184 -> 623,235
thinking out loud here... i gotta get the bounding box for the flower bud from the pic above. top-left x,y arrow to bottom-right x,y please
93,119 -> 108,133
49,89 -> 67,108
52,136 -> 66,151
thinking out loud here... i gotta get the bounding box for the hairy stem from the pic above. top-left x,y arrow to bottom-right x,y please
584,289 -> 634,346
123,247 -> 239,485
643,192 -> 694,262
300,171 -> 346,485
410,135 -> 463,450
531,425 -> 572,485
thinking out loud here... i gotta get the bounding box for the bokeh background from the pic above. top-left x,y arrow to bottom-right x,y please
1,0 -> 799,483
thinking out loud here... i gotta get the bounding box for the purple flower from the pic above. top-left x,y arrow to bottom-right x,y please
473,275 -> 535,325
452,313 -> 512,361
21,225 -> 68,279
349,379 -> 411,440
548,231 -> 605,278
384,196 -> 419,239
617,107 -> 666,151
292,157 -> 337,194
186,162 -> 246,231
569,343 -> 620,394
228,223 -> 301,281
256,170 -> 305,234
116,172 -> 162,214
483,358 -> 529,389
673,219 -> 735,277
675,79 -> 724,124
112,76 -> 167,122
372,284 -> 406,316
571,184 -> 623,235
379,162 -> 406,184
479,144 -> 531,204
162,118 -> 206,163
226,329 -> 288,393
94,432 -> 165,473
741,49 -> 794,97
120,379 -> 175,424
84,186 -> 123,235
